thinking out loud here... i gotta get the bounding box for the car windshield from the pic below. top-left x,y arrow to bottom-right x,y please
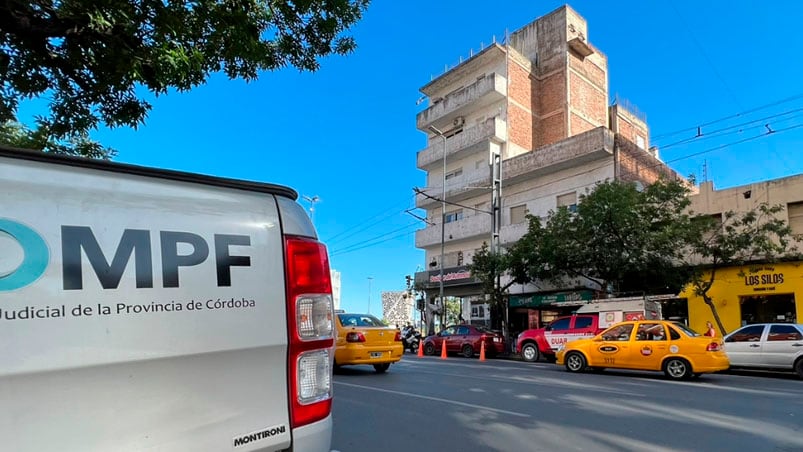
672,322 -> 701,337
338,314 -> 385,327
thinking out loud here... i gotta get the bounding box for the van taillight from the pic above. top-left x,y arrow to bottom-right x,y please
286,236 -> 334,428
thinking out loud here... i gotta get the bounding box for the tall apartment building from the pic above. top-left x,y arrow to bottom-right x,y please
412,5 -> 685,330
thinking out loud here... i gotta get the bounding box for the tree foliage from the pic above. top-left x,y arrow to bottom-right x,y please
510,179 -> 700,295
0,120 -> 114,158
0,0 -> 370,147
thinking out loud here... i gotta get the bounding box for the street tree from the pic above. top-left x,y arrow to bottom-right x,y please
684,204 -> 802,335
0,0 -> 370,155
471,178 -> 701,329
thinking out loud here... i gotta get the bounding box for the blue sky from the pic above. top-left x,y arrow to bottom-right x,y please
19,0 -> 803,315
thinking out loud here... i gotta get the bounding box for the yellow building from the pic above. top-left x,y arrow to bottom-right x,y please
683,262 -> 803,335
681,176 -> 803,334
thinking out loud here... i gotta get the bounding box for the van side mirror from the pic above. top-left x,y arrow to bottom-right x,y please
545,325 -> 552,332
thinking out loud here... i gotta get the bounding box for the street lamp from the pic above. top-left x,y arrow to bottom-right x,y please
302,195 -> 320,226
367,276 -> 374,315
428,125 -> 447,331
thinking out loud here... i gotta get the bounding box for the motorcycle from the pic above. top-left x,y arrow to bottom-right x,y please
401,327 -> 422,353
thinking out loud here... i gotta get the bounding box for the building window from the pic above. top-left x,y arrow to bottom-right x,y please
444,209 -> 463,224
557,192 -> 577,212
788,202 -> 803,236
510,205 -> 528,224
445,169 -> 463,180
636,135 -> 646,150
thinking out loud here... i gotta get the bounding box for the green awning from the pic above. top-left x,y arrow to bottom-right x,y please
509,291 -> 593,308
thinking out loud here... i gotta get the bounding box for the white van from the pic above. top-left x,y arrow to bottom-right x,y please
0,146 -> 334,451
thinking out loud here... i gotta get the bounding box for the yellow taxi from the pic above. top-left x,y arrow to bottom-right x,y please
334,312 -> 403,373
555,320 -> 730,380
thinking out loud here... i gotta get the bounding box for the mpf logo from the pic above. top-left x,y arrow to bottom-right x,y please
0,219 -> 50,291
0,218 -> 251,292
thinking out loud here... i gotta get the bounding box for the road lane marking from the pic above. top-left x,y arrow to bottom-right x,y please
334,381 -> 531,418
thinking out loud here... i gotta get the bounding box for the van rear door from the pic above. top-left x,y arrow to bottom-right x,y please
0,151 -> 299,451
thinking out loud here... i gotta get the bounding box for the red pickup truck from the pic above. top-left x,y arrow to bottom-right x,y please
515,315 -> 603,362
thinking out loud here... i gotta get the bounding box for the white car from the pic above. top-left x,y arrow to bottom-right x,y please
723,323 -> 803,378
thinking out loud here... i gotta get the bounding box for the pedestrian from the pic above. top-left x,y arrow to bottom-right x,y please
703,321 -> 716,337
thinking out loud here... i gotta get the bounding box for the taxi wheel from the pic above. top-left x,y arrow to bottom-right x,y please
424,343 -> 436,356
461,344 -> 474,358
565,352 -> 587,373
521,343 -> 540,362
373,363 -> 390,373
663,358 -> 692,380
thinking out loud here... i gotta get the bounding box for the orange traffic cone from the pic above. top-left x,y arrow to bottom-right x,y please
440,338 -> 448,359
416,340 -> 424,358
479,339 -> 487,362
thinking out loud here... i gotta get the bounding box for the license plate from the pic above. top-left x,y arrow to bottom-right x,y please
370,352 -> 383,358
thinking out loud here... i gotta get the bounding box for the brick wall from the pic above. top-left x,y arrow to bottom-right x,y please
615,135 -> 681,185
610,105 -> 649,150
508,60 -> 534,150
541,112 -> 567,146
569,71 -> 607,134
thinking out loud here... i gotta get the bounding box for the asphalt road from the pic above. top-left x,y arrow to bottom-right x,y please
331,354 -> 803,452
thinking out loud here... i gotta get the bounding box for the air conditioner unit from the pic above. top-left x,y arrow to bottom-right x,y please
453,116 -> 465,128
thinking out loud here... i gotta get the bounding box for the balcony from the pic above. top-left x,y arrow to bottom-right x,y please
417,117 -> 507,170
415,214 -> 492,249
502,127 -> 615,186
416,73 -> 507,131
415,166 -> 492,210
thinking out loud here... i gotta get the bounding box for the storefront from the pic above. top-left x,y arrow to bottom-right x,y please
508,291 -> 595,333
682,262 -> 803,334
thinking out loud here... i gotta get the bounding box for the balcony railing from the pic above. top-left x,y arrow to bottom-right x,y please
415,214 -> 492,249
416,73 -> 507,131
415,167 -> 492,210
417,117 -> 507,170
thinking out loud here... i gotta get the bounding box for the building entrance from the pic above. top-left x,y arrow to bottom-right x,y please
739,294 -> 797,325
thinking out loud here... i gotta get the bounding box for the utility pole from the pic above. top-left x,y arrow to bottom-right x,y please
428,125 -> 448,332
490,147 -> 503,336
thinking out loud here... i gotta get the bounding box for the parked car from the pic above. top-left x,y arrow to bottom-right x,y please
334,313 -> 403,373
723,323 -> 803,378
516,314 -> 603,362
555,320 -> 730,380
422,324 -> 505,358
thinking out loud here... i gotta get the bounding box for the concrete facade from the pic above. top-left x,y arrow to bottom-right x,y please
413,6 -> 685,326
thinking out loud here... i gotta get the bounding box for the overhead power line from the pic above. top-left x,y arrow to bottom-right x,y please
323,194 -> 415,246
655,107 -> 803,150
651,93 -> 803,141
329,224 -> 419,257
